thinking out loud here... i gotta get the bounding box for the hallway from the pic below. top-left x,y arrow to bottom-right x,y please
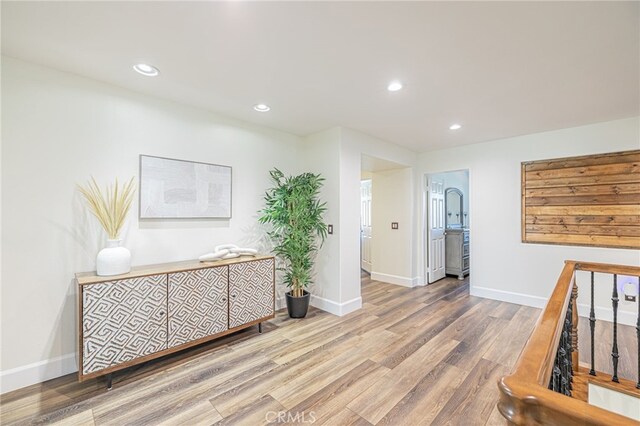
1,274 -> 544,425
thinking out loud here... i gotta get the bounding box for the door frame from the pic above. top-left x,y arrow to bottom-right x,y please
360,179 -> 372,273
423,169 -> 471,285
425,174 -> 446,284
422,174 -> 429,285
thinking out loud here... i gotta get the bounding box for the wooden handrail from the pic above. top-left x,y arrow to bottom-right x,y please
498,260 -> 640,425
573,260 -> 640,277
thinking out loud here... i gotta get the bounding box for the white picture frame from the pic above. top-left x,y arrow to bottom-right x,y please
139,155 -> 232,219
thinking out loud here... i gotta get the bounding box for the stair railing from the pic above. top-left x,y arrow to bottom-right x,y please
498,260 -> 640,425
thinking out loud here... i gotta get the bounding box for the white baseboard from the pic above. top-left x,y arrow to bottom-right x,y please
0,353 -> 77,395
275,294 -> 286,311
577,303 -> 636,327
470,286 -> 636,326
310,294 -> 362,316
5,288 -> 630,396
370,272 -> 417,288
414,276 -> 427,287
278,293 -> 362,317
0,293 -> 358,395
470,286 -> 548,308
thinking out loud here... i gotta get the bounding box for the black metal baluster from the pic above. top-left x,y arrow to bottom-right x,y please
567,299 -> 573,391
551,364 -> 560,392
612,274 -> 619,383
548,300 -> 573,397
590,271 -> 596,376
559,329 -> 567,394
550,340 -> 559,392
636,277 -> 639,389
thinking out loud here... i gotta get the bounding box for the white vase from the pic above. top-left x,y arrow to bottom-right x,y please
96,239 -> 131,276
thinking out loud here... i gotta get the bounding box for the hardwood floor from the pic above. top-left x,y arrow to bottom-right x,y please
0,274 -> 559,426
577,312 -> 638,381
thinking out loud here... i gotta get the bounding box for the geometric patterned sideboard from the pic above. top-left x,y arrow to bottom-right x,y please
76,255 -> 275,382
168,266 -> 229,348
229,258 -> 275,328
82,274 -> 168,375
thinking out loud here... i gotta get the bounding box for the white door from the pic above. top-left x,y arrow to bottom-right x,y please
360,180 -> 372,273
428,177 -> 446,283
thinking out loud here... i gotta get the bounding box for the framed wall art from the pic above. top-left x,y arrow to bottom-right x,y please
521,149 -> 639,249
139,155 -> 232,219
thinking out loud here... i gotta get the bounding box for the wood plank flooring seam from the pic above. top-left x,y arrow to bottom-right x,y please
7,276 -> 636,426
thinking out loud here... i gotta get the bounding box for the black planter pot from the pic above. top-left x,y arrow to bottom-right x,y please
285,290 -> 310,318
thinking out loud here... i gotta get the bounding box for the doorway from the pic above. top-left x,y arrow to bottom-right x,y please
360,179 -> 372,273
426,176 -> 446,283
425,170 -> 470,284
359,154 -> 410,286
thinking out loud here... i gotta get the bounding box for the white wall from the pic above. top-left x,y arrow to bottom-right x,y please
371,167 -> 415,286
3,55 -> 637,395
0,57 -> 302,393
300,128 -> 342,311
300,128 -> 420,314
419,117 -> 640,324
340,128 -> 419,301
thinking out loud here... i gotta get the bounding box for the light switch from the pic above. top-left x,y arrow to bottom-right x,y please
391,222 -> 399,230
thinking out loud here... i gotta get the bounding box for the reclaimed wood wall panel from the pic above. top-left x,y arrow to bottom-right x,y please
521,150 -> 640,249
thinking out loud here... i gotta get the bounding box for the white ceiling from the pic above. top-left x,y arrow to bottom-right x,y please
361,154 -> 407,172
2,1 -> 639,153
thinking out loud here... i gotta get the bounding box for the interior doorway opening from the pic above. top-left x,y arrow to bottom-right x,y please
425,169 -> 470,284
360,154 -> 410,286
360,178 -> 372,273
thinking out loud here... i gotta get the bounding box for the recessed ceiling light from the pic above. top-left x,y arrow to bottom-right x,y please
133,63 -> 159,77
449,123 -> 462,130
387,81 -> 403,92
253,104 -> 271,112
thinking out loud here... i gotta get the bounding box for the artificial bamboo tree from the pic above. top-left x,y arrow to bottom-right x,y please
259,169 -> 327,316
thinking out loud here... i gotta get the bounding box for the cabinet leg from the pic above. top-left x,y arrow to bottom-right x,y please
106,373 -> 113,391
458,274 -> 464,280
258,322 -> 263,334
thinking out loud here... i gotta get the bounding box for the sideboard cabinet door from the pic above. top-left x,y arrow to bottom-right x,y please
167,267 -> 229,348
82,274 -> 167,375
229,258 -> 275,328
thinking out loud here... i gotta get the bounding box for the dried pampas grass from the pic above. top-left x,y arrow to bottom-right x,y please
78,177 -> 136,239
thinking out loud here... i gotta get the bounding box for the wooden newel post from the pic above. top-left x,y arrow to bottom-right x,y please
571,282 -> 579,370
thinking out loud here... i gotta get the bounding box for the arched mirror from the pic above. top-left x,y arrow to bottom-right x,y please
445,187 -> 464,228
